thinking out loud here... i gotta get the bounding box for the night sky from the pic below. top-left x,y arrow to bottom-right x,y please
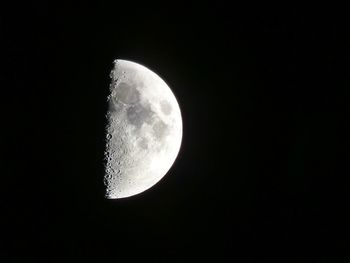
2,3 -> 350,262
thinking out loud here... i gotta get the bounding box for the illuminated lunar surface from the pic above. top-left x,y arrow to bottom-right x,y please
104,59 -> 182,199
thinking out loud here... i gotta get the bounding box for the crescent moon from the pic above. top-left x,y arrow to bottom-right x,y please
104,59 -> 183,199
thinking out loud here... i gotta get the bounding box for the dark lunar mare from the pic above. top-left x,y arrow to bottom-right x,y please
127,103 -> 154,129
115,82 -> 140,105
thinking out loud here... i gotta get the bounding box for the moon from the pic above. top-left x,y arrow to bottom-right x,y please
104,59 -> 183,199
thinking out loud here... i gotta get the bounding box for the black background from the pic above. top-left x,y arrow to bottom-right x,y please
1,3 -> 350,262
